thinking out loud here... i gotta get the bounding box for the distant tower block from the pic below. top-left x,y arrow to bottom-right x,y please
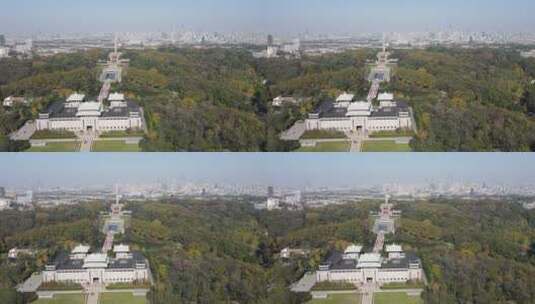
267,186 -> 274,197
171,25 -> 177,45
267,34 -> 274,46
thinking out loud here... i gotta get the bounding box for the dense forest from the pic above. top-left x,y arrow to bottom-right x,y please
0,202 -> 104,303
2,46 -> 535,151
2,198 -> 535,303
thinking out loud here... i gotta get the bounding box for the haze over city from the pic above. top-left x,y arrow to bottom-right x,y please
1,154 -> 535,189
2,0 -> 535,34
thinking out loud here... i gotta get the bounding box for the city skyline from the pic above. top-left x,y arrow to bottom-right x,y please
2,0 -> 535,35
1,153 -> 535,189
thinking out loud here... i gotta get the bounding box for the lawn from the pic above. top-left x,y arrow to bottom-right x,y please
99,130 -> 145,138
368,130 -> 415,138
33,294 -> 85,304
308,293 -> 361,304
381,281 -> 425,290
301,130 -> 347,140
374,292 -> 423,304
361,140 -> 411,152
99,292 -> 147,304
31,130 -> 77,140
92,140 -> 141,152
26,142 -> 80,152
297,141 -> 350,152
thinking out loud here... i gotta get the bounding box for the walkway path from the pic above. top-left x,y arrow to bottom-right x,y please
86,291 -> 98,304
280,121 -> 306,141
362,291 -> 373,304
361,284 -> 377,304
346,131 -> 364,152
17,273 -> 42,292
9,120 -> 36,141
367,80 -> 381,101
84,283 -> 103,304
79,132 -> 96,152
373,231 -> 385,253
290,272 -> 316,293
102,231 -> 114,254
98,81 -> 111,103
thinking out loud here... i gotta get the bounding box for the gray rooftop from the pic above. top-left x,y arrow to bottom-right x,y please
312,100 -> 409,120
320,250 -> 420,271
381,252 -> 421,270
41,99 -> 140,119
49,250 -> 147,271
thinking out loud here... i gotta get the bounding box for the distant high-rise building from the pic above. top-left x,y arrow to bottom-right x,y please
0,187 -> 5,197
0,35 -> 5,46
267,186 -> 274,197
267,34 -> 274,46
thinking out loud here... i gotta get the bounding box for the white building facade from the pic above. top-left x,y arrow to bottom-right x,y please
305,93 -> 412,133
43,244 -> 150,285
316,244 -> 423,285
36,93 -> 142,132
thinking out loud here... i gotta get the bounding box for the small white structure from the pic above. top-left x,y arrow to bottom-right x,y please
0,47 -> 9,58
8,248 -> 35,259
281,247 -> 291,259
385,244 -> 404,259
71,245 -> 91,260
343,244 -> 363,260
67,93 -> 85,103
356,253 -> 382,268
378,92 -> 396,108
280,247 -> 309,259
113,244 -> 131,259
0,198 -> 10,210
266,197 -> 280,210
272,96 -> 299,107
82,253 -> 109,269
336,93 -> 355,103
108,93 -> 127,108
36,92 -> 142,132
3,96 -> 28,107
267,46 -> 279,58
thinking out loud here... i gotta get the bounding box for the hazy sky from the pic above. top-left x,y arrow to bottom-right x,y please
1,0 -> 534,34
1,153 -> 534,189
